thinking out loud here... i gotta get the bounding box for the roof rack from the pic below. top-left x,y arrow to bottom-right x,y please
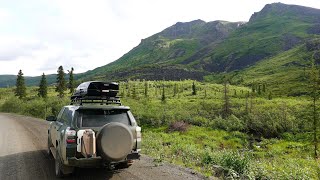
70,81 -> 121,106
70,96 -> 122,106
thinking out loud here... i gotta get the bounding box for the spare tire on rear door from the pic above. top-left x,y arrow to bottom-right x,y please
96,122 -> 134,161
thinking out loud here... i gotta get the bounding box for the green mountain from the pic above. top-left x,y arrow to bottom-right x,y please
80,19 -> 243,81
2,2 -> 320,96
0,74 -> 58,88
80,3 -> 320,82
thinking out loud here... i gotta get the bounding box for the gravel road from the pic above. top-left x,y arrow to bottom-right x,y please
0,113 -> 207,180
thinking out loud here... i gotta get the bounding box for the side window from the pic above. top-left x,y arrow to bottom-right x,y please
67,110 -> 74,125
57,108 -> 65,123
61,109 -> 70,124
60,109 -> 73,125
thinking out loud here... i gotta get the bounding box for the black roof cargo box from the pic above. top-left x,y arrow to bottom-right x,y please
71,81 -> 119,100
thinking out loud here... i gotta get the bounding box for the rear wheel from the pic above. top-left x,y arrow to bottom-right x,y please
55,149 -> 74,178
55,149 -> 64,178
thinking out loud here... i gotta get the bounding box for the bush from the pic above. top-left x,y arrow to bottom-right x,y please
168,121 -> 189,132
213,115 -> 245,132
47,97 -> 69,116
219,151 -> 250,175
23,98 -> 47,119
1,97 -> 24,113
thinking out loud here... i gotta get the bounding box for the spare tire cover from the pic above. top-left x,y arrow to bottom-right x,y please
97,122 -> 133,161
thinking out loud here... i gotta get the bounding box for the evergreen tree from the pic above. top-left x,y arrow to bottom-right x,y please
38,73 -> 47,98
144,81 -> 148,97
55,66 -> 66,98
68,67 -> 74,94
161,84 -> 166,102
268,91 -> 272,100
252,84 -> 256,93
192,82 -> 197,95
15,69 -> 26,99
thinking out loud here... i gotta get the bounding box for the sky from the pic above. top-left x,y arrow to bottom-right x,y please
0,0 -> 320,76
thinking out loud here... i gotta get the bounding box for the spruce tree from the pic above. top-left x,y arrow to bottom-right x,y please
144,81 -> 148,97
68,67 -> 74,94
262,84 -> 266,93
252,84 -> 256,93
38,73 -> 47,98
15,69 -> 26,99
161,84 -> 166,102
268,91 -> 272,100
56,66 -> 66,98
192,82 -> 197,95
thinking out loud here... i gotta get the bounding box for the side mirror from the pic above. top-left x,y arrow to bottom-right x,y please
46,116 -> 56,121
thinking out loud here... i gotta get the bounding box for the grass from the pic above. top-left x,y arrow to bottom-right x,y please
0,80 -> 319,179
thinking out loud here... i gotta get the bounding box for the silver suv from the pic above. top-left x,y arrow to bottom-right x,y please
46,81 -> 141,177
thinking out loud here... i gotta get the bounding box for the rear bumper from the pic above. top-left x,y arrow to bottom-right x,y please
67,152 -> 140,167
68,156 -> 102,167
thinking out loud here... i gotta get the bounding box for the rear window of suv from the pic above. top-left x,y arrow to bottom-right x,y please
76,109 -> 131,127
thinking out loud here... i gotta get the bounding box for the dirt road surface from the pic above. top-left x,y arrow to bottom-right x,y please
0,113 -> 207,180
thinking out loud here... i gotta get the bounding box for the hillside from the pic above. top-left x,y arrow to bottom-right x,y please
0,74 -> 58,88
78,3 -> 320,87
2,3 -> 320,96
80,19 -> 243,81
187,3 -> 320,72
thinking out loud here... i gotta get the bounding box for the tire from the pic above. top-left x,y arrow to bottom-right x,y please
96,122 -> 134,161
55,149 -> 64,178
47,136 -> 53,157
55,148 -> 74,178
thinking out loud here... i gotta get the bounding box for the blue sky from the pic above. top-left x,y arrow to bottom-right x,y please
0,0 -> 320,76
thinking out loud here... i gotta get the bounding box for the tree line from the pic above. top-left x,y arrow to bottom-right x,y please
15,66 -> 75,99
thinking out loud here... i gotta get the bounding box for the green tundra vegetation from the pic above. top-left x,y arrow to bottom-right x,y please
0,79 -> 319,179
1,2 -> 320,179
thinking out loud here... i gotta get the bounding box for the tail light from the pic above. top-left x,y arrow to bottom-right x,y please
66,127 -> 77,144
136,126 -> 141,139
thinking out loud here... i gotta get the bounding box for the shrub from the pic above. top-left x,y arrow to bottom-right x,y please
219,151 -> 250,175
23,98 -> 47,119
213,115 -> 245,132
168,121 -> 189,132
1,97 -> 24,113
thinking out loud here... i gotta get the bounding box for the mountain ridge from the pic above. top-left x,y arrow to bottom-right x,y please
1,2 -> 320,96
